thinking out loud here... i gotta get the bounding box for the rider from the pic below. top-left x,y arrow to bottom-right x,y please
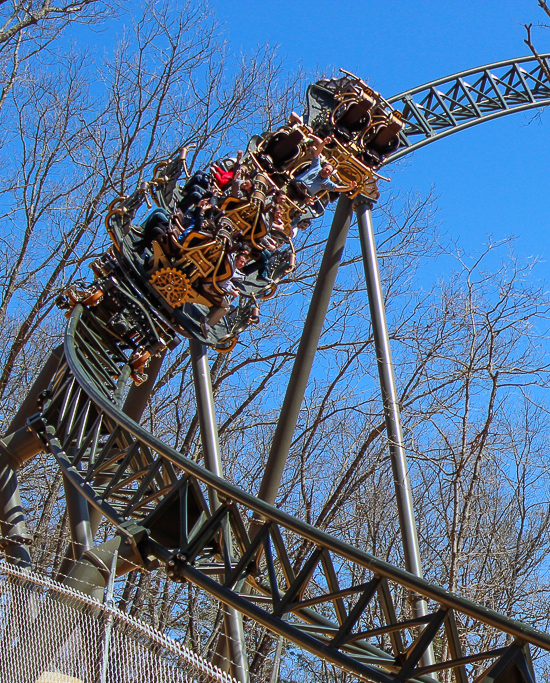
294,136 -> 357,197
200,248 -> 251,336
177,170 -> 213,213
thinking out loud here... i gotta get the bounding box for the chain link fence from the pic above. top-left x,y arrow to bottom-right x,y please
0,562 -> 239,683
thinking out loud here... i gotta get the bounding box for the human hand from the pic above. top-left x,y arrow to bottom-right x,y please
237,150 -> 243,161
323,136 -> 332,144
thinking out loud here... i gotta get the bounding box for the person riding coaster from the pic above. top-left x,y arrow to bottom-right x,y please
108,70 -> 399,353
199,248 -> 251,336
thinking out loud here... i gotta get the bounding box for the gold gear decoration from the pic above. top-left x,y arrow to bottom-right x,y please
150,268 -> 190,307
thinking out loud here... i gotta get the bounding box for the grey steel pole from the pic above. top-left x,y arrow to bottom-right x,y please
122,351 -> 167,421
257,196 -> 353,505
7,344 -> 63,435
100,549 -> 118,683
0,453 -> 32,568
63,471 -> 94,555
0,345 -> 64,567
0,427 -> 46,567
355,200 -> 434,667
190,338 -> 249,683
190,339 -> 224,505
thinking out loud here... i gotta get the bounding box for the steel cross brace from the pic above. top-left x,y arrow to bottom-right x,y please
35,294 -> 545,682
386,54 -> 550,162
22,290 -> 546,682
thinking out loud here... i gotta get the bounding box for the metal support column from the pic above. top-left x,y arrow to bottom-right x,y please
190,338 -> 249,683
0,452 -> 33,568
0,428 -> 47,567
63,471 -> 94,557
257,196 -> 353,505
0,345 -> 64,567
7,344 -> 63,434
122,351 -> 167,422
355,200 -> 434,666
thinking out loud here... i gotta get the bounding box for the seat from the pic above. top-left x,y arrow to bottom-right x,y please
256,125 -> 312,175
263,129 -> 304,167
333,99 -> 372,137
361,111 -> 403,157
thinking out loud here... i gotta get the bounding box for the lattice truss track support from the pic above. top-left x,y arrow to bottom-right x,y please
15,303 -> 545,683
386,54 -> 550,161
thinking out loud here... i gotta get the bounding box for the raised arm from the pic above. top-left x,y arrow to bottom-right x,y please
312,135 -> 332,158
332,180 -> 358,193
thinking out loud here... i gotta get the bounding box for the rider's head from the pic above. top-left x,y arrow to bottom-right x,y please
235,247 -> 251,269
320,162 -> 334,178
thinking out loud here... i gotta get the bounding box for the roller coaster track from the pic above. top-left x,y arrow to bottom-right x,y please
386,53 -> 550,161
3,55 -> 550,683
25,302 -> 545,683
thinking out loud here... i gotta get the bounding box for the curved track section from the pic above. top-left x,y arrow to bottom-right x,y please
386,54 -> 550,161
28,303 -> 549,682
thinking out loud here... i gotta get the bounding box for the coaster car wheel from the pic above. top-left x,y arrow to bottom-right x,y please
259,283 -> 277,300
215,336 -> 238,353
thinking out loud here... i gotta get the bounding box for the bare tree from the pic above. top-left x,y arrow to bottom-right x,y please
3,3 -> 550,682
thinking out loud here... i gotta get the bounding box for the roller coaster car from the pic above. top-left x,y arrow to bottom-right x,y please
303,70 -> 402,167
330,77 -> 377,142
126,205 -> 290,352
303,71 -> 375,134
91,67 -> 398,356
113,215 -> 261,353
58,258 -> 180,383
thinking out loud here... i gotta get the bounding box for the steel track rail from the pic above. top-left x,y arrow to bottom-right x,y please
385,54 -> 550,162
30,304 -> 546,682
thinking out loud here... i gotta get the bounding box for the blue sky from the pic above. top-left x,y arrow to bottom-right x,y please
210,0 -> 550,279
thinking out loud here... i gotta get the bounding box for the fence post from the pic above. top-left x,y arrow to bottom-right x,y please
99,549 -> 118,683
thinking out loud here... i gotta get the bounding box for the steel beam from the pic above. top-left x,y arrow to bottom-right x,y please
355,200 -> 434,667
87,350 -> 167,536
7,344 -> 63,435
56,303 -> 550,680
386,54 -> 550,162
122,351 -> 166,421
63,472 -> 94,556
257,196 -> 353,506
190,338 -> 250,683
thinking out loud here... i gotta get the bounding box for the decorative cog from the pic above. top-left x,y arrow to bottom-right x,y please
150,268 -> 190,307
